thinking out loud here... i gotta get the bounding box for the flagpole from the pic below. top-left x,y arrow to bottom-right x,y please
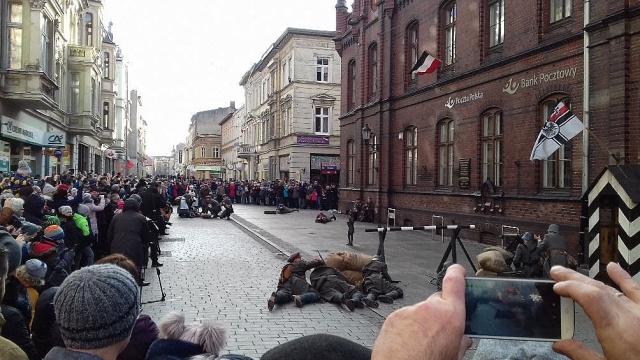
583,127 -> 621,164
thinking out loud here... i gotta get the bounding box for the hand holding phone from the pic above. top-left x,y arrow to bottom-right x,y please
464,276 -> 574,341
552,263 -> 640,359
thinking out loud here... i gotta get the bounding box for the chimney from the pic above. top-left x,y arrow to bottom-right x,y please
336,0 -> 349,36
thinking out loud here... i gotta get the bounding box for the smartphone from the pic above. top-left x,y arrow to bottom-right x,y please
464,276 -> 574,341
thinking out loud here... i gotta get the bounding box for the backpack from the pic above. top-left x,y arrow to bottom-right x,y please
280,264 -> 293,283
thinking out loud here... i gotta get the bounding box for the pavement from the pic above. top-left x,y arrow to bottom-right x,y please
140,203 -> 600,359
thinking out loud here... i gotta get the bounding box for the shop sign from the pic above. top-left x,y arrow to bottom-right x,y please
297,136 -> 330,145
194,166 -> 221,171
43,132 -> 65,147
0,116 -> 45,145
502,66 -> 578,95
444,91 -> 484,109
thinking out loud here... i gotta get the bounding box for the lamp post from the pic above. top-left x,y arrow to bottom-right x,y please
362,123 -> 382,224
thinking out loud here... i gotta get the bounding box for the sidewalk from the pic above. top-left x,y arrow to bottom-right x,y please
229,203 -> 600,354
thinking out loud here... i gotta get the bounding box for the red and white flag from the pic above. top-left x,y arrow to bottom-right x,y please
410,51 -> 441,75
530,102 -> 584,160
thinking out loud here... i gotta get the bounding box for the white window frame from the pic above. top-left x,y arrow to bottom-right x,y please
213,147 -> 220,158
489,0 -> 504,47
542,97 -> 572,188
314,106 -> 330,135
550,0 -> 571,23
200,146 -> 205,158
41,14 -> 54,76
70,72 -> 80,113
7,2 -> 23,70
316,56 -> 330,82
445,2 -> 457,65
481,110 -> 503,186
406,127 -> 418,186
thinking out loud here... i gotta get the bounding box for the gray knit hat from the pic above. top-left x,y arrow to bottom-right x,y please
54,264 -> 140,349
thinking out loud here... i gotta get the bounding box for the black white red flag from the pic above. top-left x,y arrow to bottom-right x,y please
530,102 -> 584,160
410,51 -> 442,75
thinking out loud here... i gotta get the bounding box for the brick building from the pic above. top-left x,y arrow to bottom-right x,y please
334,0 -> 640,261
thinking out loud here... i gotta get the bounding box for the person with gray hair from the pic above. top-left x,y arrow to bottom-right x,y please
0,246 -> 28,359
44,264 -> 140,360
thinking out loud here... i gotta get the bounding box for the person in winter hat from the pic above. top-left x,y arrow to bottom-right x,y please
0,198 -> 24,227
44,264 -> 140,359
15,259 -> 47,328
71,204 -> 94,270
0,246 -> 30,359
6,160 -> 33,192
145,311 -> 251,360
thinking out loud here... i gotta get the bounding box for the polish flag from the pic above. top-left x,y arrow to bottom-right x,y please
410,51 -> 442,75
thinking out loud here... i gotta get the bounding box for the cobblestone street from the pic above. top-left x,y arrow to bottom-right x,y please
140,208 -> 383,359
140,204 -> 599,359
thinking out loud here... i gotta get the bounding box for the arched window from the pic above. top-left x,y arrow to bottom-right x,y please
407,22 -> 419,81
369,43 -> 378,99
443,2 -> 456,65
348,60 -> 357,110
541,96 -> 572,188
481,109 -> 502,186
438,119 -> 454,186
405,127 -> 418,185
347,140 -> 355,186
368,134 -> 378,185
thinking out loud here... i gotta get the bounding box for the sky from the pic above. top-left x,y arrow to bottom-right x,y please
102,0 -> 341,156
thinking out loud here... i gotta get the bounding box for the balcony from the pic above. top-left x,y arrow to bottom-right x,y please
237,145 -> 256,159
0,69 -> 58,110
98,128 -> 115,144
68,45 -> 100,67
68,114 -> 99,135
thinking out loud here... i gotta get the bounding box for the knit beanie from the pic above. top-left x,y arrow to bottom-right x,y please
58,206 -> 73,217
0,231 -> 22,273
54,264 -> 139,349
82,193 -> 93,204
42,214 -> 61,227
44,225 -> 64,241
42,183 -> 55,196
77,204 -> 90,216
19,221 -> 42,237
16,160 -> 31,176
25,258 -> 47,279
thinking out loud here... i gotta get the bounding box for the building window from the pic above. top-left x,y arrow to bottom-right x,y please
316,57 -> 330,82
314,107 -> 330,134
103,52 -> 110,78
489,0 -> 504,47
482,109 -> 502,186
438,119 -> 454,186
368,134 -> 378,185
444,2 -> 457,65
369,43 -> 378,97
407,22 -> 419,80
85,13 -> 93,46
178,151 -> 183,163
542,96 -> 572,188
550,0 -> 571,23
200,146 -> 205,158
282,60 -> 288,87
213,147 -> 220,158
347,140 -> 355,186
41,15 -> 54,76
405,127 -> 418,186
91,78 -> 97,115
348,60 -> 356,110
7,2 -> 23,70
70,73 -> 80,112
103,101 -> 109,129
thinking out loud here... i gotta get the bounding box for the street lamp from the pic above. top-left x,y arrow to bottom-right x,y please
362,123 -> 380,150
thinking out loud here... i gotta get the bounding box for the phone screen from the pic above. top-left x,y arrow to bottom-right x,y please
465,277 -> 573,341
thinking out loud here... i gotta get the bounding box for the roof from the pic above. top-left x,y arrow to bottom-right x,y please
584,165 -> 640,203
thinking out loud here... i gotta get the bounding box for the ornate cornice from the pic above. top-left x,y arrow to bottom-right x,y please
30,0 -> 46,10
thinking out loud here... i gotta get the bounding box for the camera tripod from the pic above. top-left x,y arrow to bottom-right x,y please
140,266 -> 167,306
436,225 -> 477,274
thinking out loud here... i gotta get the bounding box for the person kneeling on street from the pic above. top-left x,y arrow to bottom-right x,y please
267,252 -> 323,311
201,195 -> 221,219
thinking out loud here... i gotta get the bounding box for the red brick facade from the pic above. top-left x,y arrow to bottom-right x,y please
333,0 -> 640,260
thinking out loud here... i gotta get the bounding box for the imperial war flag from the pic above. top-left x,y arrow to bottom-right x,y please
530,102 -> 584,161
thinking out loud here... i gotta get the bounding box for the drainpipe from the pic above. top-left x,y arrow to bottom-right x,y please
582,0 -> 590,194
